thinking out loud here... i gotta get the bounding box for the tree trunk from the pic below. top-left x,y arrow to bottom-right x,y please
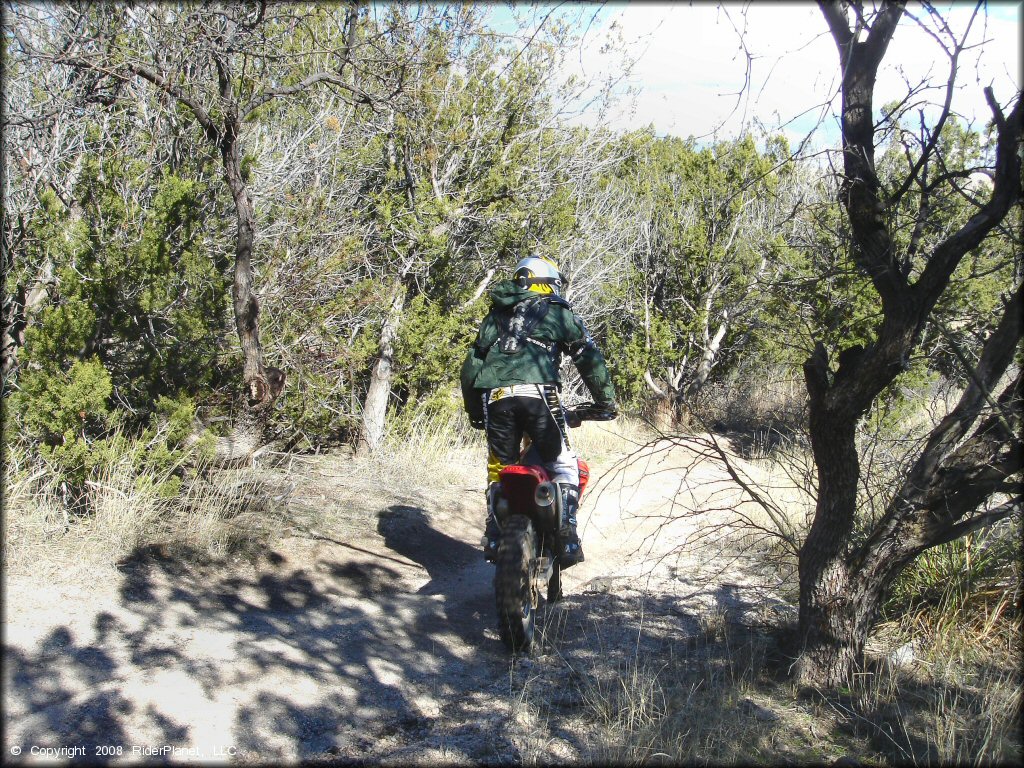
1,289 -> 22,382
220,112 -> 271,409
2,245 -> 53,381
790,1 -> 908,687
686,313 -> 728,399
358,281 -> 406,455
783,2 -> 1023,689
793,404 -> 864,686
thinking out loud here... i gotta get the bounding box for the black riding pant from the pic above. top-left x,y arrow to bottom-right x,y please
483,385 -> 578,485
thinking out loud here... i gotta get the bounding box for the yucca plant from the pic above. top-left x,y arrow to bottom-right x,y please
885,520 -> 1020,625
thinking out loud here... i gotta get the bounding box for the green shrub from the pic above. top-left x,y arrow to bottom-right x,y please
16,356 -> 113,444
10,359 -> 201,503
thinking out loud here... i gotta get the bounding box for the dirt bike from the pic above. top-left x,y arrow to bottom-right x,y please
491,402 -> 617,652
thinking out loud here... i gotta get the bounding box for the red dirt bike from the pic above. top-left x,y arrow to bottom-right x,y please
492,402 -> 616,652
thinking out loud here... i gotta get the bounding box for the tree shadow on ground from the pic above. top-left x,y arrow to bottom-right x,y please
3,627 -> 165,766
6,528 -> 1014,765
4,502 -> 521,764
376,504 -> 494,642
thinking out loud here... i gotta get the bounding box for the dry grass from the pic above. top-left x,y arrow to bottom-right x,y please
501,604 -> 821,766
694,364 -> 807,448
376,405 -> 487,487
571,412 -> 650,465
575,621 -> 810,765
506,604 -> 1021,766
3,440 -> 288,581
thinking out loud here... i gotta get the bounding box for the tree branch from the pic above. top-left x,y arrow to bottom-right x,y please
120,62 -> 219,141
924,497 -> 1022,549
861,2 -> 907,71
244,69 -> 370,120
822,1 -> 909,308
461,267 -> 495,309
885,24 -> 964,208
914,92 -> 1023,308
817,1 -> 853,65
903,282 -> 1022,495
644,370 -> 668,399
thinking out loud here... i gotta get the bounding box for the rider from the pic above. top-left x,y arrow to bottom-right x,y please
460,254 -> 617,568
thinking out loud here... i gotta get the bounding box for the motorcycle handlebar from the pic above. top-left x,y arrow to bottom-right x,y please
565,402 -> 618,428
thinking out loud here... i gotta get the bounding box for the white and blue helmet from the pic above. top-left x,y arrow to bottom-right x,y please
514,254 -> 566,295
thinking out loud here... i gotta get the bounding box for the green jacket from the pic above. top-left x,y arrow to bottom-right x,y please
460,280 -> 616,422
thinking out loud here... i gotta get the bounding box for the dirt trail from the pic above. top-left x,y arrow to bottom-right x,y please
3,438 -> 787,764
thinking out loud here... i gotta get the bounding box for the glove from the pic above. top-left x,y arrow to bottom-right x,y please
566,402 -> 617,427
470,417 -> 485,430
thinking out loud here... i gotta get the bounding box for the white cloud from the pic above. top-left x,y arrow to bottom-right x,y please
561,2 -> 1021,144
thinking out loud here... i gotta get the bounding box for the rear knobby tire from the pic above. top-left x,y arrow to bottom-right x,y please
495,515 -> 536,652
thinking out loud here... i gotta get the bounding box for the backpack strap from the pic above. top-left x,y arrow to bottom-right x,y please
497,296 -> 545,354
522,295 -> 570,354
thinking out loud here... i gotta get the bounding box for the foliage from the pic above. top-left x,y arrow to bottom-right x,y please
392,294 -> 478,404
597,130 -> 800,416
6,149 -> 229,493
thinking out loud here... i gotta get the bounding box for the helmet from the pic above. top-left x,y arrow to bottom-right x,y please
514,254 -> 566,296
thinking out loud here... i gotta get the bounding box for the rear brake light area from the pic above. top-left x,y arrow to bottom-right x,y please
500,465 -> 549,482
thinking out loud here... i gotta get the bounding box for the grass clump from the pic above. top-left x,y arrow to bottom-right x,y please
574,619 -> 822,766
564,607 -> 1020,766
885,520 -> 1021,625
3,435 -> 287,580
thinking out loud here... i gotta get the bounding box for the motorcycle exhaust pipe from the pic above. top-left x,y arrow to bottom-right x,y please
534,481 -> 557,507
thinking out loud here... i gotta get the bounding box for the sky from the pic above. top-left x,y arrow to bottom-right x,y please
523,2 -> 1022,147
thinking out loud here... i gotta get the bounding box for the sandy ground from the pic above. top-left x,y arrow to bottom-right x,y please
3,436 -> 792,764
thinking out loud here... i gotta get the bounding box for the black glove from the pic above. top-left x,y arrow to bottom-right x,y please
566,402 -> 618,427
470,417 -> 485,430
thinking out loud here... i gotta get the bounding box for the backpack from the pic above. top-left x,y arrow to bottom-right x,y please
494,295 -> 568,356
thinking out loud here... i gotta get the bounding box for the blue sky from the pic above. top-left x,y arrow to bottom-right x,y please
488,2 -> 1022,147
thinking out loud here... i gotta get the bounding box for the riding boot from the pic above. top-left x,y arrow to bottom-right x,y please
482,482 -> 502,562
557,483 -> 585,568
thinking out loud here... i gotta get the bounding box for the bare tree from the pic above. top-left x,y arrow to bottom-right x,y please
790,0 -> 1022,686
2,6 -> 95,381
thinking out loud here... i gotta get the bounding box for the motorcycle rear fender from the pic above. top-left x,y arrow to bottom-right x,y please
497,465 -> 560,531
